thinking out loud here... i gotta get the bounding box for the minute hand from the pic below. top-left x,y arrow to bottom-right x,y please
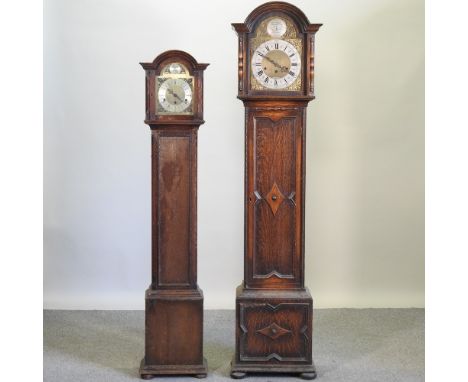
263,55 -> 289,73
167,88 -> 183,102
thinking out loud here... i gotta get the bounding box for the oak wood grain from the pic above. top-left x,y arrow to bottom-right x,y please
140,50 -> 208,378
232,2 -> 321,379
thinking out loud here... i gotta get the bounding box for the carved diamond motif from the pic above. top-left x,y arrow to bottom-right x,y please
265,182 -> 285,216
256,322 -> 291,340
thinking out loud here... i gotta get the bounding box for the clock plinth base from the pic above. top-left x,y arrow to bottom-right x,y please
139,358 -> 208,379
230,359 -> 316,380
231,285 -> 315,378
141,287 -> 206,378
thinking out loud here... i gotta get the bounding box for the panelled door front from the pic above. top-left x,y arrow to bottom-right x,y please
245,107 -> 305,289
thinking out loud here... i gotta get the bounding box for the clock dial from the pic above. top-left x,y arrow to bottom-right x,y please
267,18 -> 287,38
251,39 -> 301,90
157,77 -> 193,114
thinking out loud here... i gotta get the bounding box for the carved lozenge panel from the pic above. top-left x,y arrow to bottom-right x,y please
251,115 -> 298,284
239,302 -> 311,362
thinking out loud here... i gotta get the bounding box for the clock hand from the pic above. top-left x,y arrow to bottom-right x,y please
167,88 -> 183,103
262,55 -> 278,67
270,59 -> 289,73
263,55 -> 289,73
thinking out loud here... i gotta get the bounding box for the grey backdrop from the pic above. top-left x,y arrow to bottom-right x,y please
44,0 -> 424,309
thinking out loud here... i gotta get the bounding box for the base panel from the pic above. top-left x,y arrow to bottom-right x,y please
140,357 -> 207,378
230,358 -> 316,379
232,285 -> 315,378
143,287 -> 206,376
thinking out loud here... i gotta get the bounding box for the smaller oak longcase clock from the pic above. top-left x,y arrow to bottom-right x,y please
231,2 -> 321,380
139,50 -> 209,379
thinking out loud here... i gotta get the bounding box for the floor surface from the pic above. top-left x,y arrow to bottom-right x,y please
44,309 -> 424,381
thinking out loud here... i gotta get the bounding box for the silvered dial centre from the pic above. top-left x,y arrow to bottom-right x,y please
165,84 -> 185,105
261,50 -> 290,78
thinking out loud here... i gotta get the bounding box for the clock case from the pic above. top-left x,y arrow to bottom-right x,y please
231,2 -> 321,380
141,50 -> 207,123
139,50 -> 209,379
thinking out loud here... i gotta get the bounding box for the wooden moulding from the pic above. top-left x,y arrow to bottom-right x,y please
139,288 -> 208,378
139,50 -> 208,379
231,2 -> 321,379
231,286 -> 316,379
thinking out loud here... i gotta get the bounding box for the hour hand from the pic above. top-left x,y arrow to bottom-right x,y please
264,56 -> 289,73
167,88 -> 183,102
263,55 -> 278,67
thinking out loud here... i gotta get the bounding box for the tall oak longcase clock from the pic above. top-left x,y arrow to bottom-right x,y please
139,50 -> 209,379
231,2 -> 321,380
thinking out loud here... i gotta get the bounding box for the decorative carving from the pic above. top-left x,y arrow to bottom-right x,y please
257,322 -> 292,340
231,2 -> 322,377
256,270 -> 294,279
238,301 -> 311,363
309,36 -> 315,95
251,114 -> 297,286
265,182 -> 285,215
140,50 -> 208,378
239,36 -> 244,91
145,72 -> 150,119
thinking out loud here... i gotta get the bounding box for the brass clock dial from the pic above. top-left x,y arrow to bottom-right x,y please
249,16 -> 303,92
158,78 -> 192,113
231,3 -> 322,377
140,50 -> 209,378
156,62 -> 194,115
251,39 -> 301,89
